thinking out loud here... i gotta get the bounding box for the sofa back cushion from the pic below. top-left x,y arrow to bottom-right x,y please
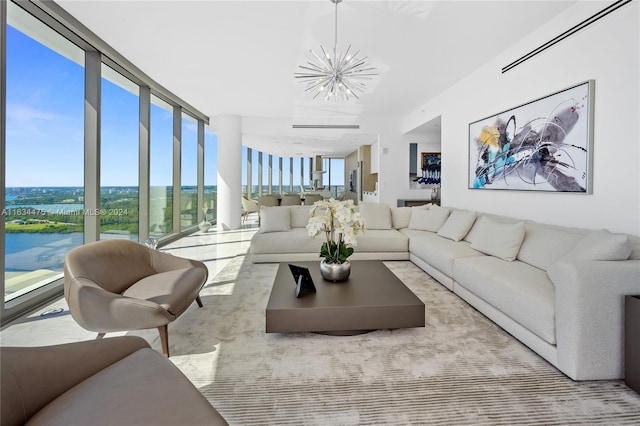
391,207 -> 412,229
516,223 -> 586,270
469,216 -> 525,261
408,206 -> 451,233
358,202 -> 392,230
259,206 -> 291,233
560,229 -> 632,261
464,213 -> 519,243
437,210 -> 477,242
630,236 -> 640,260
290,205 -> 313,228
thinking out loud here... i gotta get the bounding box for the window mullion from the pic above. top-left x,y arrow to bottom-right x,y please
84,50 -> 101,243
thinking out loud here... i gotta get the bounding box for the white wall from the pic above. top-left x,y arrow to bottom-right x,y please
396,1 -> 639,235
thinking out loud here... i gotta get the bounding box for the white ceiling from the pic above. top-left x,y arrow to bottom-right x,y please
57,0 -> 576,157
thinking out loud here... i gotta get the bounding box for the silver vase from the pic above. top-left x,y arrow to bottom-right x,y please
320,259 -> 351,282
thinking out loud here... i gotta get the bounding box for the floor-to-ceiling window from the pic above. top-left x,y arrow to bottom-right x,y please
271,155 -> 281,194
1,1 -> 210,323
328,158 -> 346,198
4,3 -> 84,303
250,149 -> 259,199
180,113 -> 198,231
149,95 -> 174,237
241,145 -> 248,196
281,157 -> 291,193
100,65 -> 139,241
293,158 -> 302,194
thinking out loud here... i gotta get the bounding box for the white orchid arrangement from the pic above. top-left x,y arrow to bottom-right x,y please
306,198 -> 366,264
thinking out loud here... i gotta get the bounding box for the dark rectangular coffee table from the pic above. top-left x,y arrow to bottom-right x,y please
266,260 -> 425,334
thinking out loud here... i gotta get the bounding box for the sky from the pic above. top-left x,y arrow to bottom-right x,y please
6,24 -> 216,188
5,22 -> 342,189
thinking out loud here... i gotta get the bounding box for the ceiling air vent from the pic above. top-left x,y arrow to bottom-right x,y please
292,124 -> 360,129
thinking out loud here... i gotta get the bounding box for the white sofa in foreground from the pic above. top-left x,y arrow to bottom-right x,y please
250,202 -> 640,381
250,204 -> 410,263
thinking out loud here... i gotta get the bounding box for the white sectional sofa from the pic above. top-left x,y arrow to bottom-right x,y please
250,202 -> 640,381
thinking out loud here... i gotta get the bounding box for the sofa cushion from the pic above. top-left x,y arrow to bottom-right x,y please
630,236 -> 640,260
517,223 -> 585,271
470,217 -> 525,261
27,348 -> 225,426
358,202 -> 392,230
408,206 -> 451,232
410,233 -> 484,277
560,229 -> 632,261
464,213 -> 519,243
251,228 -> 324,254
259,206 -> 291,233
355,229 -> 408,253
122,268 -> 206,317
437,210 -> 477,242
453,256 -> 556,345
399,228 -> 431,239
391,207 -> 412,229
290,205 -> 313,228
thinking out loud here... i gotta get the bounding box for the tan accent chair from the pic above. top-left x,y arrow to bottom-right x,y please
258,194 -> 279,224
258,194 -> 279,208
303,194 -> 323,205
0,336 -> 227,426
279,194 -> 302,206
64,239 -> 208,357
241,194 -> 259,223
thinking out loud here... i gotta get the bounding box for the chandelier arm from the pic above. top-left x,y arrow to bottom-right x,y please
341,60 -> 368,75
336,45 -> 352,71
319,45 -> 334,69
295,65 -> 328,74
305,76 -> 333,92
296,64 -> 331,74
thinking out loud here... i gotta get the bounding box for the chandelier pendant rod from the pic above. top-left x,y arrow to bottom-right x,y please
333,0 -> 339,61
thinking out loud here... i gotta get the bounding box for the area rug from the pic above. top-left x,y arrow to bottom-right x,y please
147,256 -> 640,425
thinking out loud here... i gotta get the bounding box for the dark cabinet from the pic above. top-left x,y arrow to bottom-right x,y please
625,295 -> 640,393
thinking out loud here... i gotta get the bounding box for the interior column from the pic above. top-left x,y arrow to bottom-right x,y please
217,114 -> 242,230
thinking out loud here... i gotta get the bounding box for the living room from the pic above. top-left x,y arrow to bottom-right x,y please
1,0 -> 639,424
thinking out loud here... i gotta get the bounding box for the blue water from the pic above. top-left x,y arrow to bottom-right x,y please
5,232 -> 138,272
4,232 -> 84,272
4,232 -> 83,255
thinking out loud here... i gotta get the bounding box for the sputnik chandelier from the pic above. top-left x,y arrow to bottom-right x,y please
295,0 -> 377,101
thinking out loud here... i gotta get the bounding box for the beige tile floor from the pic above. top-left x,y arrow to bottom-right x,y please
0,212 -> 259,347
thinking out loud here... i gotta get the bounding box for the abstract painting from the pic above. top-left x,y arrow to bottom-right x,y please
415,152 -> 441,185
468,80 -> 594,193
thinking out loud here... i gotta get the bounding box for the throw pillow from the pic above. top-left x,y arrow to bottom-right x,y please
437,210 -> 477,242
561,229 -> 632,261
358,202 -> 392,230
391,207 -> 412,229
289,205 -> 313,228
259,206 -> 291,233
408,206 -> 451,232
470,217 -> 525,261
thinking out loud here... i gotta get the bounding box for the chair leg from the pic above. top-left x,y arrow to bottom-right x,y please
96,332 -> 106,339
196,295 -> 203,308
158,325 -> 170,357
